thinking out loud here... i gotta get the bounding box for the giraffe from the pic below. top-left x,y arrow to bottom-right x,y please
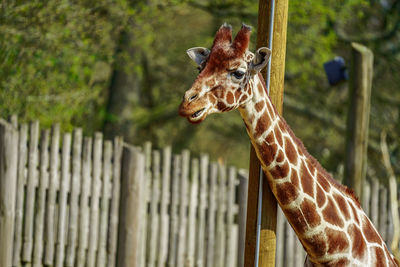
178,23 -> 398,266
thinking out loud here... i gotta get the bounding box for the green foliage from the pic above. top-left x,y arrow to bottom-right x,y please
1,0 -> 399,174
0,0 -> 131,132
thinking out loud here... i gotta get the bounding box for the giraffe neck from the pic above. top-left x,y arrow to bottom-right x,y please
238,73 -> 396,266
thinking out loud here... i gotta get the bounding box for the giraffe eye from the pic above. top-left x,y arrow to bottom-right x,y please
232,70 -> 245,80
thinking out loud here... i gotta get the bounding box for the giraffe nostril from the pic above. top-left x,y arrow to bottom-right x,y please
188,94 -> 198,102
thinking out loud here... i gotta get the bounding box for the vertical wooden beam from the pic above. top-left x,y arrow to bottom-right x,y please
0,119 -> 18,267
344,43 -> 373,199
244,0 -> 289,266
117,144 -> 145,267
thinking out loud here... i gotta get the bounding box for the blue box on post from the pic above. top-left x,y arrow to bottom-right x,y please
323,57 -> 348,85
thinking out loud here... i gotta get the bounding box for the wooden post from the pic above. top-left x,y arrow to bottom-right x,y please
244,0 -> 289,266
0,119 -> 18,267
117,144 -> 145,267
344,43 -> 373,199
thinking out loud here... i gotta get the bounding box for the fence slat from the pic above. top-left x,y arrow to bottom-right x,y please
284,221 -> 295,267
275,207 -> 285,267
22,121 -> 39,263
237,169 -> 248,267
0,120 -> 18,267
13,124 -> 28,266
362,179 -> 371,216
33,130 -> 50,267
185,158 -> 198,267
206,162 -> 218,267
196,154 -> 209,267
76,137 -> 93,267
177,150 -> 190,267
97,140 -> 113,267
107,137 -> 123,267
225,167 -> 236,267
148,150 -> 161,267
140,141 -> 151,267
64,129 -> 83,267
55,133 -> 72,267
44,124 -> 60,265
157,146 -> 171,267
214,163 -> 226,267
379,185 -> 388,243
168,155 -> 181,267
370,177 -> 379,227
116,145 -> 145,267
87,132 -> 103,267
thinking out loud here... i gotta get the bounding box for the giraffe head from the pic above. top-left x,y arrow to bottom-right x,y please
178,23 -> 271,123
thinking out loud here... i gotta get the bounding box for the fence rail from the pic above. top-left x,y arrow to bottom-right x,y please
0,117 -> 397,267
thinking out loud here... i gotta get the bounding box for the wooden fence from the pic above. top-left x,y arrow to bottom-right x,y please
0,117 -> 397,267
0,118 -> 249,267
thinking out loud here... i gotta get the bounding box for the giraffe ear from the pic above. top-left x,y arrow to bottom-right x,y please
187,47 -> 210,66
250,47 -> 272,73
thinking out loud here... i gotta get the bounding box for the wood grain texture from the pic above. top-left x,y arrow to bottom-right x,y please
344,43 -> 373,199
55,132 -> 72,267
87,133 -> 103,267
97,140 -> 113,267
157,146 -> 171,267
65,129 -> 83,267
0,119 -> 18,267
107,137 -> 123,267
116,144 -> 145,267
33,129 -> 50,267
76,137 -> 93,267
22,121 -> 40,263
185,158 -> 199,267
44,124 -> 60,265
13,124 -> 28,266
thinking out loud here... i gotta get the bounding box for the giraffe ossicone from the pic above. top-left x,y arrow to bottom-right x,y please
178,23 -> 398,266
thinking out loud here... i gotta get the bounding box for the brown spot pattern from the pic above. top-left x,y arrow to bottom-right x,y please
316,185 -> 326,208
258,142 -> 277,165
276,182 -> 298,205
255,101 -> 265,113
322,197 -> 344,227
265,132 -> 274,145
349,203 -> 360,225
302,234 -> 327,257
374,247 -> 385,266
275,128 -> 283,147
217,101 -> 227,111
318,173 -> 331,192
334,193 -> 350,220
326,228 -> 349,254
300,162 -> 314,197
363,218 -> 382,244
301,198 -> 320,227
285,137 -> 297,164
276,150 -> 284,163
285,208 -> 307,233
348,224 -> 366,259
269,162 -> 289,179
226,92 -> 234,104
254,112 -> 270,139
